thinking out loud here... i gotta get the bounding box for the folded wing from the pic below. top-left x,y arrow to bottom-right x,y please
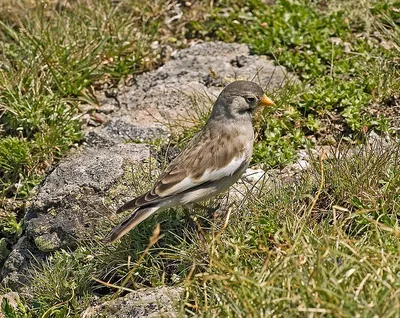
117,127 -> 246,213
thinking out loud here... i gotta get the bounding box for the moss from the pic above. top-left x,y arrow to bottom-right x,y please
34,233 -> 61,253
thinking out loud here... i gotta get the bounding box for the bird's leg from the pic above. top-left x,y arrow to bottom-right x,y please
192,202 -> 222,219
185,202 -> 223,224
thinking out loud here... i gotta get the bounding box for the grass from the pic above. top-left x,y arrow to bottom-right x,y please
180,141 -> 400,317
3,139 -> 399,317
1,0 -> 400,317
188,0 -> 400,167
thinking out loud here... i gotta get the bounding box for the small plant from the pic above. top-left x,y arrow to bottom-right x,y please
0,215 -> 22,241
28,249 -> 95,317
0,294 -> 28,318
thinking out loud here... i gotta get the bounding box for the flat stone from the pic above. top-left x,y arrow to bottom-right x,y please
81,287 -> 183,318
0,143 -> 150,287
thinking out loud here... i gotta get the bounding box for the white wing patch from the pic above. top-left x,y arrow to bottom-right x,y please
159,154 -> 246,197
200,154 -> 246,182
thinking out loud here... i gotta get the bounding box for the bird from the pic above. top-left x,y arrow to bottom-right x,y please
104,80 -> 274,243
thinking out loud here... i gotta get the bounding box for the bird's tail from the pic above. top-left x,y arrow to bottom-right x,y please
103,206 -> 159,243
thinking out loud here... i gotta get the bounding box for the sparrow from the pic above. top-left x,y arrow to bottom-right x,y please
104,80 -> 274,243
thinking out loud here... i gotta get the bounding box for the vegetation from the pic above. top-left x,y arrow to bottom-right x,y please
188,0 -> 400,167
0,0 -> 208,242
1,0 -> 400,317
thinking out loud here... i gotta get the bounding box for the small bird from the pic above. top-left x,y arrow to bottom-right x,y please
104,80 -> 274,243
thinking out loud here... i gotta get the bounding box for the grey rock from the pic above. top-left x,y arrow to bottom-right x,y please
0,236 -> 44,290
81,287 -> 183,318
88,41 -> 293,145
85,120 -> 169,147
99,102 -> 119,115
367,131 -> 392,150
228,158 -> 312,208
284,159 -> 310,175
227,171 -> 268,207
26,143 -> 150,253
0,143 -> 150,287
32,143 -> 150,211
225,150 -> 318,210
0,238 -> 10,264
242,168 -> 266,184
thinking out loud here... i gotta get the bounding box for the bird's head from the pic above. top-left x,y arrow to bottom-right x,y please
210,80 -> 274,121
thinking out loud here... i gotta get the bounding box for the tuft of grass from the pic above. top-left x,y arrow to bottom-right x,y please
180,139 -> 400,317
27,249 -> 94,317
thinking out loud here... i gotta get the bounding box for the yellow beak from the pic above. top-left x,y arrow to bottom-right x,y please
259,94 -> 275,107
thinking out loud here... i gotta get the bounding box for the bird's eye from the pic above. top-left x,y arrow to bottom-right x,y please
245,97 -> 256,103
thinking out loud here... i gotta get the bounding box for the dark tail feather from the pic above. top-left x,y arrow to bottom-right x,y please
104,206 -> 159,243
116,199 -> 139,214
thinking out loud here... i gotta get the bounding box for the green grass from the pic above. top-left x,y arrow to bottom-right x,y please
1,0 -> 400,317
188,0 -> 400,167
0,0 -> 177,201
180,141 -> 400,317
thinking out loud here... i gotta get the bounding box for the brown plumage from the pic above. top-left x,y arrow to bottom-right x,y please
104,81 -> 274,243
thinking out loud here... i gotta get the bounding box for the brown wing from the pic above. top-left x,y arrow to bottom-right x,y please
117,124 -> 245,213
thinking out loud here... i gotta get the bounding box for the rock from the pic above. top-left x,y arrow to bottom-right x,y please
87,41 -> 293,144
85,120 -> 169,148
215,157 -> 312,216
81,287 -> 183,318
367,131 -> 391,149
224,168 -> 272,209
25,143 -> 151,253
0,238 -> 10,265
242,168 -> 266,184
0,143 -> 150,288
0,236 -> 44,290
287,159 -> 310,173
